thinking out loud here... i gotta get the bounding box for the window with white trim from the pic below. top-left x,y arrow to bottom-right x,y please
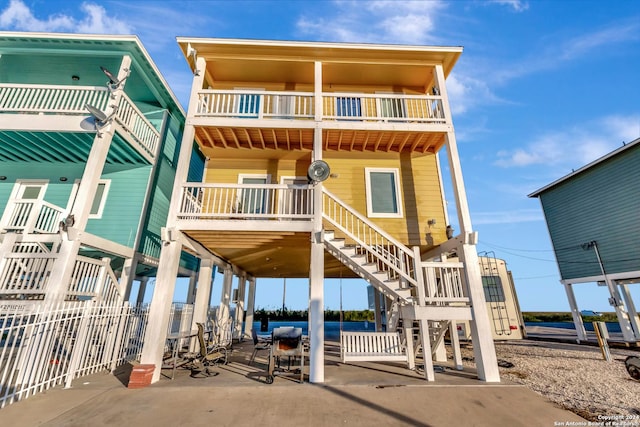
67,179 -> 111,219
365,168 -> 403,218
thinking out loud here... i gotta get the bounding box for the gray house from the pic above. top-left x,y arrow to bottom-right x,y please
529,136 -> 640,342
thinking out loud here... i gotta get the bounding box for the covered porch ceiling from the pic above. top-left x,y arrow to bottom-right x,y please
195,127 -> 446,157
0,130 -> 151,164
183,230 -> 358,279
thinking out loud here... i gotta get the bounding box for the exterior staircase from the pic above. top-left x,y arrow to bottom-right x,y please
322,188 -> 471,378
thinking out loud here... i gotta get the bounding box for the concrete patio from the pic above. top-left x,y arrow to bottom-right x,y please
0,339 -> 585,426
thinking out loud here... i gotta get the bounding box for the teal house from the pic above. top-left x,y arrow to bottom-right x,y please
0,32 -> 200,304
529,136 -> 640,342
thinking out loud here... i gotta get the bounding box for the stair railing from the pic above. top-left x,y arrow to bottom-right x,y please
322,189 -> 417,289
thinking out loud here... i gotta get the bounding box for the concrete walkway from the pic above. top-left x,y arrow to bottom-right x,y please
0,340 -> 585,426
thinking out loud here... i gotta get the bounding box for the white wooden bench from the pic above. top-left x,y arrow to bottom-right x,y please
340,331 -> 408,363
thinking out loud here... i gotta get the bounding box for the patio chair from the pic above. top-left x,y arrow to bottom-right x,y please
249,328 -> 271,366
185,322 -> 228,377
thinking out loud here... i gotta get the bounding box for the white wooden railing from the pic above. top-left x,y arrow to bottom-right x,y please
322,93 -> 445,123
0,83 -> 160,159
0,249 -> 56,295
0,199 -> 66,234
194,89 -> 447,124
177,183 -> 314,220
196,90 -> 315,119
322,188 -> 418,288
420,261 -> 468,304
0,83 -> 110,114
0,247 -> 123,304
116,95 -> 160,157
0,301 -> 150,408
68,257 -> 124,305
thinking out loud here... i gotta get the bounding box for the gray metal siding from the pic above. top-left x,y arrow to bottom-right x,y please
539,144 -> 640,280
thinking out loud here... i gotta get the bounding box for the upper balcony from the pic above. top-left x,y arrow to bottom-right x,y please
0,83 -> 160,163
191,89 -> 448,155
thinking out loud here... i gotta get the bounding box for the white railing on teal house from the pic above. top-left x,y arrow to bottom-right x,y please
177,183 -> 314,220
0,199 -> 66,234
0,83 -> 160,159
193,89 -> 446,124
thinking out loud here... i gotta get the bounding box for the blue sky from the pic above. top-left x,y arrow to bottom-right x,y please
2,0 -> 639,312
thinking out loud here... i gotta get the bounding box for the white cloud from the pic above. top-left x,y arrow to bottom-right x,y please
471,209 -> 543,225
297,0 -> 447,45
0,0 -> 132,34
494,114 -> 640,168
488,0 -> 529,12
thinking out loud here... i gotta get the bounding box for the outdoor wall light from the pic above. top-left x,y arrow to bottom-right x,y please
427,218 -> 436,226
100,66 -> 129,90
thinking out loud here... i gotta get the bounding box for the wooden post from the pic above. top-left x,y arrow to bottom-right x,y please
593,321 -> 611,362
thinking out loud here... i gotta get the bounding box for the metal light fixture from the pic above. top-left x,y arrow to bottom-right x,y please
100,66 -> 129,90
427,218 -> 436,226
59,177 -> 68,182
307,160 -> 331,183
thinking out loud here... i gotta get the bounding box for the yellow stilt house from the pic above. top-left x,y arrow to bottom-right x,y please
140,38 -> 500,384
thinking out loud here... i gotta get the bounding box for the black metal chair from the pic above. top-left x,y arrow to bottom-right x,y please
249,328 -> 271,366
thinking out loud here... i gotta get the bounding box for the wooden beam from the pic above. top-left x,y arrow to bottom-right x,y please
386,133 -> 398,152
410,133 -> 425,152
257,128 -> 266,149
229,128 -> 241,148
271,129 -> 278,149
373,132 -> 384,151
243,128 -> 253,148
215,127 -> 228,148
398,132 -> 412,152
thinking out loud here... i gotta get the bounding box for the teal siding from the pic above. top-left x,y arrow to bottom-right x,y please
539,144 -> 640,280
0,163 -> 85,213
85,165 -> 151,248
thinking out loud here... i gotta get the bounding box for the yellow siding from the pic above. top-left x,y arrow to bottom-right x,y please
205,150 -> 447,250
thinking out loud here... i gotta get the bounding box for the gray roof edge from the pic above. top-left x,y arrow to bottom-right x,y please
527,136 -> 640,198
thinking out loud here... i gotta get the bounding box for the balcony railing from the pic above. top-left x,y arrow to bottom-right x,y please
193,89 -> 446,124
0,83 -> 160,159
177,183 -> 314,220
0,199 -> 66,234
420,261 -> 469,305
322,93 -> 445,123
196,90 -> 315,119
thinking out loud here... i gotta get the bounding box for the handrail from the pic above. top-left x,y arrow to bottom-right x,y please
196,89 -> 315,119
0,83 -> 160,160
178,183 -> 314,220
322,188 -> 417,287
0,83 -> 110,114
115,95 -> 160,158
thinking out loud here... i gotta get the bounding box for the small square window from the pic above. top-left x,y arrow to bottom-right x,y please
482,276 -> 505,302
365,168 -> 403,218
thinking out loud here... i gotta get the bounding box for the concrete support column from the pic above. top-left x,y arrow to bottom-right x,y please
192,258 -> 215,327
564,282 -> 587,341
217,268 -> 234,341
45,56 -> 132,302
140,238 -> 182,383
186,270 -> 197,304
374,288 -> 383,332
459,242 -> 500,382
136,277 -> 149,306
309,109 -> 325,383
234,275 -> 247,340
120,256 -> 138,302
619,283 -> 640,340
244,278 -> 257,339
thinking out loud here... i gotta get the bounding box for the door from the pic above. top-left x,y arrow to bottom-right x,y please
238,175 -> 270,215
2,181 -> 48,231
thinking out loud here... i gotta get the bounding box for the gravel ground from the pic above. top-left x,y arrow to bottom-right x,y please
458,340 -> 640,421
